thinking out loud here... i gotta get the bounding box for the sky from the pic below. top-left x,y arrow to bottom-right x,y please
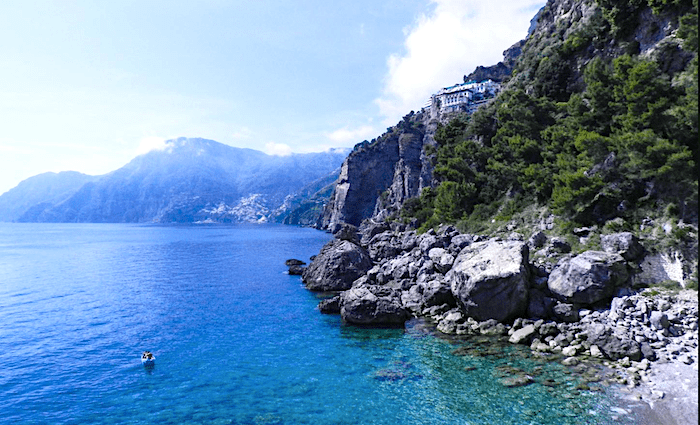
0,0 -> 545,195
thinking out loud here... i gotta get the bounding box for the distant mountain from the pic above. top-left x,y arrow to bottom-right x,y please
269,170 -> 340,226
0,171 -> 98,222
1,138 -> 348,223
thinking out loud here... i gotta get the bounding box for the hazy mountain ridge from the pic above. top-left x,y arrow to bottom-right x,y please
0,171 -> 99,222
1,138 -> 347,223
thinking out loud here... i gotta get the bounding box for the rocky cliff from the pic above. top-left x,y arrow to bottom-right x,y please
319,111 -> 434,228
510,0 -> 695,99
294,0 -> 698,417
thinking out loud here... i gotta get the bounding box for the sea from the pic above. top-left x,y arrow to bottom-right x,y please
0,223 -> 638,425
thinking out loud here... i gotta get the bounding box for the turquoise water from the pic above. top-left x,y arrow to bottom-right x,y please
0,223 -> 631,424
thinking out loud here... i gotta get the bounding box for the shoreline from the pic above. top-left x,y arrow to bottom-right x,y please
297,223 -> 698,423
617,359 -> 699,425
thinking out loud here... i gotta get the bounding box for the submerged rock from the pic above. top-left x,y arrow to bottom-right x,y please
499,374 -> 534,388
288,264 -> 305,275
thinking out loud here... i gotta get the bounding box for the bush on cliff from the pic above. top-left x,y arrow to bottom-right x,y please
403,0 -> 697,234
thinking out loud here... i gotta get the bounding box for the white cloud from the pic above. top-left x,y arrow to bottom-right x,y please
326,125 -> 378,145
375,0 -> 545,125
264,142 -> 293,156
135,136 -> 168,155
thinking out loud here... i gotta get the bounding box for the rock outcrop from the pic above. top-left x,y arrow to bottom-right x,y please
301,239 -> 373,291
448,239 -> 530,322
290,216 -> 698,391
319,113 -> 431,228
547,251 -> 629,305
339,284 -> 410,326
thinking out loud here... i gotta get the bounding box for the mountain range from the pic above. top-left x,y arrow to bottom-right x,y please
0,138 -> 347,223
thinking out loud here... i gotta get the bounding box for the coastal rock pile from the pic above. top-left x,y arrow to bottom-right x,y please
299,222 -> 698,375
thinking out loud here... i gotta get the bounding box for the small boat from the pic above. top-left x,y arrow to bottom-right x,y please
141,351 -> 155,366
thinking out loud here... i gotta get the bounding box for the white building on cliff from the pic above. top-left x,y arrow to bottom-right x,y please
425,79 -> 501,117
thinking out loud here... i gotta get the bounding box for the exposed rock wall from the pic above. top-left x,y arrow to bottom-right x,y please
319,112 -> 432,228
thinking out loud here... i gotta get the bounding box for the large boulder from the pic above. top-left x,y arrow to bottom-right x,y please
339,284 -> 411,326
302,239 -> 373,291
367,231 -> 403,261
358,220 -> 391,246
332,223 -> 360,245
419,279 -> 455,308
447,239 -> 530,322
586,323 -> 642,361
526,288 -> 556,319
547,251 -> 629,305
601,232 -> 644,261
428,248 -> 455,273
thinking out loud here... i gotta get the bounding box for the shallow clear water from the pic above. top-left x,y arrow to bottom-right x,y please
0,223 -> 633,424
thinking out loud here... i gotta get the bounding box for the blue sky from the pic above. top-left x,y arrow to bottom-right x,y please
0,0 -> 545,195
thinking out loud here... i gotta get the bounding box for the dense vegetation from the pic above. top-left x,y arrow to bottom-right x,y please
402,0 -> 697,238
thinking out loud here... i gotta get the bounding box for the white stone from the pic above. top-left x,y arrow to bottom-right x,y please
590,345 -> 604,358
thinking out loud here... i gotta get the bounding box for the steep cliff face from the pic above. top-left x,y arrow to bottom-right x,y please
319,111 -> 433,228
464,39 -> 525,83
511,0 -> 694,99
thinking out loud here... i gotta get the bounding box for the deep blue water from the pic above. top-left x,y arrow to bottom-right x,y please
0,223 -> 634,424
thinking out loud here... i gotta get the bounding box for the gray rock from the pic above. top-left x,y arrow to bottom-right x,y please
450,234 -> 474,252
478,319 -> 507,336
285,259 -> 306,266
650,311 -> 670,330
333,223 -> 361,245
358,221 -> 391,246
436,309 -> 465,334
428,247 -> 455,273
527,288 -> 556,319
288,264 -> 305,275
509,324 -> 538,344
420,279 -> 456,308
550,237 -> 571,253
586,323 -> 642,361
529,231 -> 547,248
400,231 -> 418,252
548,251 -> 629,305
573,226 -> 595,236
640,342 -> 657,360
302,239 -> 373,291
553,302 -> 580,323
601,232 -> 644,261
448,239 -> 530,322
366,231 -> 404,261
318,295 -> 341,314
339,284 -> 411,326
419,234 -> 444,253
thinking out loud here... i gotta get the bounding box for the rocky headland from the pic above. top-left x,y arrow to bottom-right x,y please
290,220 -> 698,422
288,0 -> 698,422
